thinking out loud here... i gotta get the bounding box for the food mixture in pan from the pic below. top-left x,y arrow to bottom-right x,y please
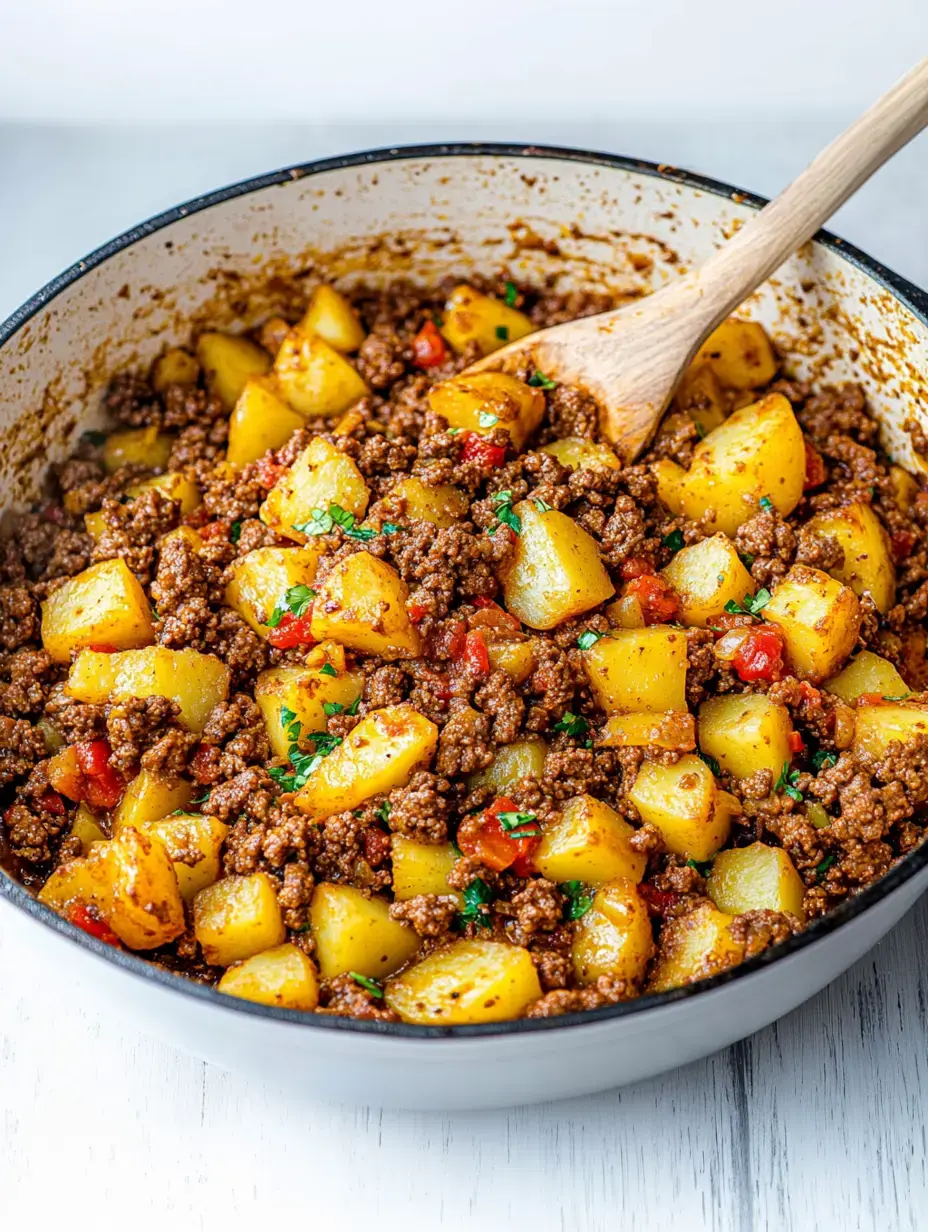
3,275 -> 928,1025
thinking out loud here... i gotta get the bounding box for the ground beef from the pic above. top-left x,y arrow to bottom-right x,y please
1,649 -> 58,718
106,696 -> 182,773
435,704 -> 494,777
728,910 -> 800,958
0,587 -> 39,651
197,694 -> 270,781
318,973 -> 401,1022
104,373 -> 162,428
0,717 -> 47,787
525,975 -> 633,1019
504,878 -> 564,938
92,489 -> 179,583
387,771 -> 450,843
389,893 -> 459,936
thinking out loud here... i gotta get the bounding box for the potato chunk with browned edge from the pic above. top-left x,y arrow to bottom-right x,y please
439,285 -> 534,357
853,698 -> 928,759
698,693 -> 794,781
707,843 -> 806,922
310,550 -> 421,659
227,377 -> 305,468
693,318 -> 778,390
259,436 -> 369,544
391,837 -> 462,904
809,501 -> 896,614
824,650 -> 909,704
224,544 -> 324,638
194,872 -> 286,966
254,663 -> 364,759
387,477 -> 469,528
102,424 -> 173,475
599,710 -> 695,751
661,533 -> 754,628
300,284 -> 366,353
112,769 -> 193,834
583,626 -> 687,714
218,944 -> 321,1010
571,879 -> 655,984
540,437 -> 621,472
273,327 -> 369,417
534,794 -> 646,886
648,902 -> 744,992
145,813 -> 230,902
310,883 -> 419,980
41,559 -> 154,663
88,827 -> 186,951
385,939 -> 541,1024
762,564 -> 860,682
467,737 -> 547,794
429,372 -> 544,450
196,331 -> 271,409
628,755 -> 737,862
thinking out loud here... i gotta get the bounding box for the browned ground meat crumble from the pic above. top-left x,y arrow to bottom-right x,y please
3,273 -> 928,1023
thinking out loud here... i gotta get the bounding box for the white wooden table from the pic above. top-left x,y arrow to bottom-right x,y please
2,120 -> 927,1231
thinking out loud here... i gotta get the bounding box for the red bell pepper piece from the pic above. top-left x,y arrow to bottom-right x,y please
267,612 -> 315,649
75,740 -> 125,810
803,442 -> 828,489
457,796 -> 540,874
730,626 -> 785,683
624,574 -> 680,624
67,902 -> 121,946
411,319 -> 449,368
460,433 -> 507,469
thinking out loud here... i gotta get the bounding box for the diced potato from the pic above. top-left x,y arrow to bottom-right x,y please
539,437 -> 621,472
145,813 -> 230,902
218,944 -> 320,1010
387,477 -> 468,528
88,826 -> 185,950
661,533 -> 754,628
599,710 -> 696,751
102,424 -> 172,475
486,638 -> 536,684
159,525 -> 203,553
303,640 -> 347,673
534,794 -> 646,886
391,836 -> 462,904
112,769 -> 193,834
83,510 -> 107,540
680,394 -> 805,535
67,646 -> 230,732
41,559 -> 155,663
707,843 -> 806,921
151,347 -> 199,391
70,803 -> 106,853
258,316 -> 292,356
500,501 -> 614,630
259,436 -> 369,544
428,372 -> 544,450
300,284 -> 366,353
824,650 -> 909,704
310,550 -> 421,659
227,377 -> 305,468
385,939 -> 541,1025
126,470 -> 201,516
628,755 -> 736,862
194,872 -> 286,966
889,464 -> 919,512
439,284 -> 534,357
37,856 -> 97,911
653,457 -> 686,515
295,704 -> 438,818
254,664 -> 364,759
674,362 -> 727,435
698,693 -> 794,780
273,327 -> 368,417
571,879 -> 655,984
583,626 -> 687,714
604,594 -> 646,629
647,902 -> 744,992
809,502 -> 895,614
224,545 -> 324,638
853,698 -> 928,759
693,318 -> 778,390
310,883 -> 419,980
467,737 -> 548,793
196,331 -> 271,410
763,565 -> 861,682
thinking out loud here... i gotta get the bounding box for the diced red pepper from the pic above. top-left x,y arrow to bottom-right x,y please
255,456 -> 286,490
891,530 -> 917,561
620,555 -> 655,581
411,319 -> 449,369
190,743 -> 217,785
199,520 -> 231,542
88,643 -> 119,654
857,693 -> 886,706
426,618 -> 467,663
470,595 -> 520,632
39,789 -> 66,816
363,828 -> 392,868
267,612 -> 315,649
624,574 -> 680,624
408,602 -> 428,625
75,740 -> 125,810
462,631 -> 490,676
788,731 -> 806,755
804,442 -> 828,489
638,883 -> 683,915
457,796 -> 540,874
460,433 -> 507,469
67,902 -> 121,946
798,681 -> 822,704
731,626 -> 785,683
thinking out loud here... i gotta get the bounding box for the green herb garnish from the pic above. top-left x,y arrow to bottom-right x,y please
553,711 -> 590,738
687,858 -> 714,878
577,629 -> 605,651
559,881 -> 593,921
724,588 -> 772,617
495,325 -> 509,341
81,429 -> 107,446
349,972 -> 384,998
497,810 -> 541,839
375,800 -> 392,824
698,751 -> 721,777
504,281 -> 518,307
775,760 -> 803,803
528,370 -> 557,390
882,694 -> 911,701
759,495 -> 774,513
323,701 -> 344,717
381,522 -> 403,535
662,529 -> 685,552
739,552 -> 755,569
266,583 -> 316,628
269,711 -> 342,792
458,878 -> 493,929
532,497 -> 552,513
319,663 -> 338,678
478,411 -> 499,428
346,695 -> 361,716
816,853 -> 836,882
294,504 -> 377,541
811,749 -> 838,772
489,490 -> 521,535
230,520 -> 242,545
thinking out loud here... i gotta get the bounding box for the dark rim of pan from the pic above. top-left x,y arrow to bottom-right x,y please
2,141 -> 928,1040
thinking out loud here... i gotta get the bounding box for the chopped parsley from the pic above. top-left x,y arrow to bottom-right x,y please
811,749 -> 838,772
478,410 -> 499,428
759,495 -> 774,513
495,325 -> 509,341
81,429 -> 107,446
816,853 -> 836,882
662,529 -> 685,553
294,504 -> 385,541
489,490 -> 521,535
528,370 -> 557,390
349,972 -> 384,998
687,858 -> 714,878
375,800 -> 392,825
497,810 -> 541,839
552,711 -> 590,738
266,583 -> 316,628
698,751 -> 721,777
739,552 -> 755,569
882,693 -> 911,701
322,701 -> 344,717
559,881 -> 593,921
346,695 -> 361,716
381,522 -> 403,535
319,663 -> 338,678
191,789 -> 211,806
775,760 -> 804,803
269,710 -> 342,792
230,520 -> 243,545
532,497 -> 552,513
458,877 -> 493,928
577,629 -> 605,651
724,588 -> 771,617
504,281 -> 518,307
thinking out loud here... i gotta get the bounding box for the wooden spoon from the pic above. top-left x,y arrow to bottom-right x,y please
465,59 -> 928,461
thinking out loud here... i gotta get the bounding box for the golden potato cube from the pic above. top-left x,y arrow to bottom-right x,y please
227,377 -> 305,468
196,331 -> 271,409
391,836 -> 462,904
218,943 -> 320,1010
37,857 -> 98,912
194,872 -> 286,966
661,533 -> 754,628
159,524 -> 203,553
102,424 -> 172,475
889,464 -> 919,512
310,550 -> 421,659
259,436 -> 369,544
145,813 -> 230,902
388,477 -> 468,528
599,710 -> 696,751
88,826 -> 185,950
126,471 -> 201,516
500,500 -> 614,630
540,437 -> 621,472
273,327 -> 368,417
300,284 -> 366,353
853,699 -> 928,759
604,594 -> 646,629
628,754 -> 735,862
824,650 -> 909,704
698,693 -> 794,780
467,736 -> 548,793
254,664 -> 364,759
385,939 -> 541,1025
648,902 -> 744,992
112,769 -> 193,834
295,703 -> 438,818
653,457 -> 686,516
83,509 -> 107,540
310,883 -> 419,980
693,318 -> 778,390
70,803 -> 106,853
257,316 -> 292,357
67,646 -> 230,731
707,843 -> 806,921
680,394 -> 805,535
41,559 -> 155,663
810,502 -> 895,614
439,284 -> 534,357
583,626 -> 687,714
674,362 -> 727,435
571,879 -> 655,984
762,564 -> 861,682
534,794 -> 646,886
224,544 -> 323,638
428,372 -> 544,450
151,347 -> 199,391
486,638 -> 536,683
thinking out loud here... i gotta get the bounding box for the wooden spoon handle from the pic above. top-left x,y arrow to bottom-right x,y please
680,58 -> 928,330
